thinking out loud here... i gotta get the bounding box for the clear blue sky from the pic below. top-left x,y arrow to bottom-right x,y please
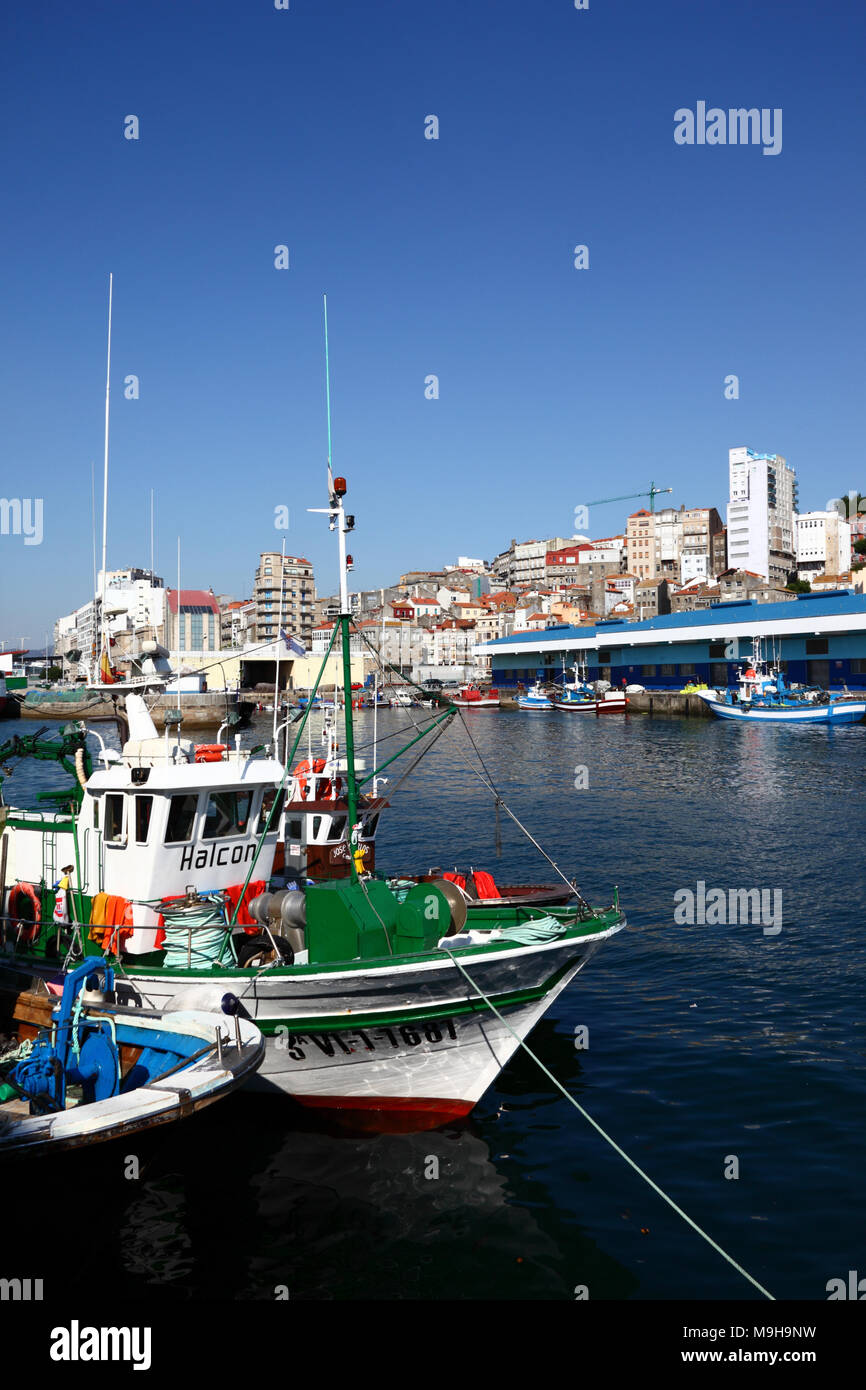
2,0 -> 864,648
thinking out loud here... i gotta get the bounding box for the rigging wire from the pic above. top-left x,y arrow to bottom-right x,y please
443,716 -> 593,912
351,616 -> 591,907
440,946 -> 775,1303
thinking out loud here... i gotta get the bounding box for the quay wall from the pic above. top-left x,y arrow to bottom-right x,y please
622,691 -> 713,717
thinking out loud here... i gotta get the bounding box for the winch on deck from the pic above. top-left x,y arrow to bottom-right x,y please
247,877 -> 468,965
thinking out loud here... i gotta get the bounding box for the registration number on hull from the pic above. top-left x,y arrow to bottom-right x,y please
274,1019 -> 458,1061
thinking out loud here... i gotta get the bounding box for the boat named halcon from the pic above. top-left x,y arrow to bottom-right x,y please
0,313 -> 626,1132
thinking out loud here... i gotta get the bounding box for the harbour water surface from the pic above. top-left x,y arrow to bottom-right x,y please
2,707 -> 864,1301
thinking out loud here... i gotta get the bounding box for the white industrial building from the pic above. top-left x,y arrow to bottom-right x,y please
795,511 -> 852,581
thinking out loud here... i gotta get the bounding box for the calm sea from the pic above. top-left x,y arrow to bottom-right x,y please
2,706 -> 864,1302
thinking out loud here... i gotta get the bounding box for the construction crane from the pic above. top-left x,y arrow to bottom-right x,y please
585,481 -> 673,513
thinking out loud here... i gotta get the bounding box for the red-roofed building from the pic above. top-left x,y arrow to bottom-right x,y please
483,591 -> 518,611
670,582 -> 721,613
166,589 -> 220,651
525,611 -> 550,631
219,597 -> 255,648
451,600 -> 488,622
408,593 -> 441,619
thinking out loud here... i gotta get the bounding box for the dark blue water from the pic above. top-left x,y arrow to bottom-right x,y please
3,708 -> 864,1301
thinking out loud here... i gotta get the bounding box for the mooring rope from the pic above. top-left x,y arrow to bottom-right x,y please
440,947 -> 775,1302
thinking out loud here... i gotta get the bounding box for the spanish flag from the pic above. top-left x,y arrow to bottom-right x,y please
99,645 -> 116,684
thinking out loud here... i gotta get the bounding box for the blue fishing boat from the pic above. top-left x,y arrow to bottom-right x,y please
0,957 -> 264,1155
697,640 -> 866,725
552,665 -> 595,711
517,673 -> 553,710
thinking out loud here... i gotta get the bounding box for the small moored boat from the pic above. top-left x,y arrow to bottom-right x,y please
517,679 -> 554,710
449,685 -> 500,708
0,957 -> 263,1156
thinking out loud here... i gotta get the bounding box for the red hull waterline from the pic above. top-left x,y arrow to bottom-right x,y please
295,1093 -> 475,1133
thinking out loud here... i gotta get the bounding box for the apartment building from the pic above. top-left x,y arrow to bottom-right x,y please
680,508 -> 724,584
220,598 -> 255,649
626,506 -> 722,585
670,582 -> 721,613
493,537 -> 572,589
253,552 -> 315,645
54,570 -> 167,673
716,569 -> 795,604
795,511 -> 852,581
726,447 -> 797,585
635,577 -> 671,620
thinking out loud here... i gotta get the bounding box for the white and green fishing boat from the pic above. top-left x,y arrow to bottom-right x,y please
0,320 -> 625,1131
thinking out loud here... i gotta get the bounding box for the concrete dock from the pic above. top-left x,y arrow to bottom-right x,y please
622,691 -> 713,717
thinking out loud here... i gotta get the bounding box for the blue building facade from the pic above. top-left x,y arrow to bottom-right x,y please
481,592 -> 866,691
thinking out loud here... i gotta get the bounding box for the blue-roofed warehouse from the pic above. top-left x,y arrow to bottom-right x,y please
477,591 -> 866,691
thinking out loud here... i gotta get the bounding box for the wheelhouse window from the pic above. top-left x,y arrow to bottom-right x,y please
257,787 -> 285,834
165,793 -> 198,843
203,790 -> 252,839
104,794 -> 124,843
135,796 -> 153,844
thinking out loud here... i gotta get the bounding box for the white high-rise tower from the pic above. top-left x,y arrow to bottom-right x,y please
726,447 -> 797,586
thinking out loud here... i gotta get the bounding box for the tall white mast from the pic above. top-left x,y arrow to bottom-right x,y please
176,536 -> 183,730
273,538 -> 286,744
372,586 -> 385,791
90,460 -> 98,678
98,272 -> 113,681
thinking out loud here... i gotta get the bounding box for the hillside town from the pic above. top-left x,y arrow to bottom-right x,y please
31,449 -> 866,690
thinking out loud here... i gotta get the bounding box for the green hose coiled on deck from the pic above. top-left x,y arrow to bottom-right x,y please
160,906 -> 228,969
494,915 -> 566,944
